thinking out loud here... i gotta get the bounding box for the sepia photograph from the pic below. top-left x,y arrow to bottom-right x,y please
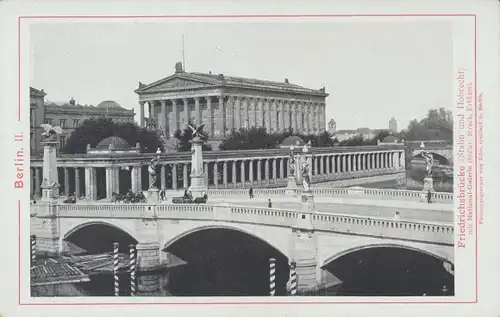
26,19 -> 459,298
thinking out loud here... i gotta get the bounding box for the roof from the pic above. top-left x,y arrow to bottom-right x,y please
382,135 -> 400,143
281,136 -> 305,147
335,128 -> 384,135
96,136 -> 131,150
135,62 -> 328,97
97,100 -> 124,109
30,87 -> 46,97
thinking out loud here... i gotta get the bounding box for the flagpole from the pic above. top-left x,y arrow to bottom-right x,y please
182,34 -> 186,71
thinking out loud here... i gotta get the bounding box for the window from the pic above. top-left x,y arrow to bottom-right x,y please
44,118 -> 52,125
73,119 -> 79,127
59,135 -> 66,149
60,119 -> 67,128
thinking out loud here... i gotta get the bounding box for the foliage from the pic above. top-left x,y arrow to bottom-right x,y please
338,129 -> 395,146
62,117 -> 164,154
219,127 -> 335,150
173,120 -> 212,152
401,108 -> 453,141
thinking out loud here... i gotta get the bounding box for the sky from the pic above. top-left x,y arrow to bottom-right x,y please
30,20 -> 453,131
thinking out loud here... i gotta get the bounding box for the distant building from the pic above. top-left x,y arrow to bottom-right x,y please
30,87 -> 135,155
333,128 -> 383,142
328,118 -> 337,134
389,117 -> 398,133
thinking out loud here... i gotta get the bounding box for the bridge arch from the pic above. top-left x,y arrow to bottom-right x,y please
320,242 -> 453,268
63,220 -> 139,254
163,224 -> 289,258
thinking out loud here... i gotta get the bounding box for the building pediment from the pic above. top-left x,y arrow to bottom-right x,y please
135,75 -> 218,94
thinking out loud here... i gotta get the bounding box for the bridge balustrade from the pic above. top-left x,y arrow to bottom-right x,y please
40,202 -> 454,245
206,187 -> 453,203
311,212 -> 453,245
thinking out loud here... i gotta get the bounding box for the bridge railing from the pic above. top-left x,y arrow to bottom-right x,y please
311,211 -> 453,245
39,202 -> 453,245
207,187 -> 453,203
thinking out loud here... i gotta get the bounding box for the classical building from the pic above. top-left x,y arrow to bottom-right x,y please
30,87 -> 135,154
135,62 -> 328,139
389,117 -> 398,133
328,118 -> 337,134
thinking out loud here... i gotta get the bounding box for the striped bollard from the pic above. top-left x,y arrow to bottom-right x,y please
269,258 -> 276,296
113,242 -> 120,296
30,235 -> 36,266
289,261 -> 297,296
129,244 -> 136,296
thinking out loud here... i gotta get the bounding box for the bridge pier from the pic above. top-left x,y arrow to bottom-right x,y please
136,242 -> 161,272
30,201 -> 61,256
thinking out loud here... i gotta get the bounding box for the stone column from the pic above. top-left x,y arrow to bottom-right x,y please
35,167 -> 41,197
341,155 -> 346,173
325,156 -> 330,175
131,166 -> 137,192
223,162 -> 228,188
183,163 -> 188,189
217,96 -> 225,137
319,156 -> 324,175
30,168 -> 34,197
213,162 -> 219,188
73,167 -> 80,198
265,100 -> 271,132
242,98 -> 248,129
234,97 -> 241,130
283,102 -> 289,131
204,163 -> 209,187
63,167 -> 69,197
232,161 -> 237,188
257,98 -> 264,128
240,160 -> 246,186
160,100 -> 167,137
114,167 -> 121,194
296,103 -> 302,133
265,159 -> 270,184
257,159 -> 262,184
206,97 -> 213,137
291,103 -> 297,131
249,98 -> 256,128
137,165 -> 143,191
160,165 -> 166,190
105,167 -> 113,199
170,99 -> 178,137
194,97 -> 201,126
172,164 -> 177,190
270,100 -> 276,133
149,101 -> 156,129
182,98 -> 189,127
225,96 -> 234,133
303,103 -> 309,134
272,159 -> 277,182
278,101 -> 284,132
249,160 -> 254,185
139,101 -> 145,128
279,158 -> 284,180
90,167 -> 97,200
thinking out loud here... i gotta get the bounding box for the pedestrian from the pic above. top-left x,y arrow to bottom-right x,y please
427,190 -> 432,204
268,199 -> 272,208
393,211 -> 401,221
249,186 -> 254,199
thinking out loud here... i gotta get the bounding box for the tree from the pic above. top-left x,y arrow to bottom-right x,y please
62,117 -> 164,154
402,107 -> 453,141
173,120 -> 212,152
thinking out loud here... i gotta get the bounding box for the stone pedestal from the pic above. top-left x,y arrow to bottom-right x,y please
423,176 -> 435,191
291,229 -> 318,295
420,177 -> 435,202
188,137 -> 208,199
147,187 -> 159,203
285,176 -> 298,196
136,242 -> 161,272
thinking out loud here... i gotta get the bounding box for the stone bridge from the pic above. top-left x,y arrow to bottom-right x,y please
407,141 -> 453,166
30,188 -> 454,294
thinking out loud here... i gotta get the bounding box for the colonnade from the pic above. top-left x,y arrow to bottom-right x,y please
140,96 -> 326,138
29,150 -> 404,200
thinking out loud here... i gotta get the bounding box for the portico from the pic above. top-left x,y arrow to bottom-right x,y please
135,62 -> 328,138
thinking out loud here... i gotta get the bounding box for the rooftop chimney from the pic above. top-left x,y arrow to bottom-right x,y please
285,78 -> 289,84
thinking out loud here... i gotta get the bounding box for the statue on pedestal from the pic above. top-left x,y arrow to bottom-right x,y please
289,147 -> 296,177
40,124 -> 63,142
421,151 -> 435,177
187,123 -> 208,199
300,155 -> 310,192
